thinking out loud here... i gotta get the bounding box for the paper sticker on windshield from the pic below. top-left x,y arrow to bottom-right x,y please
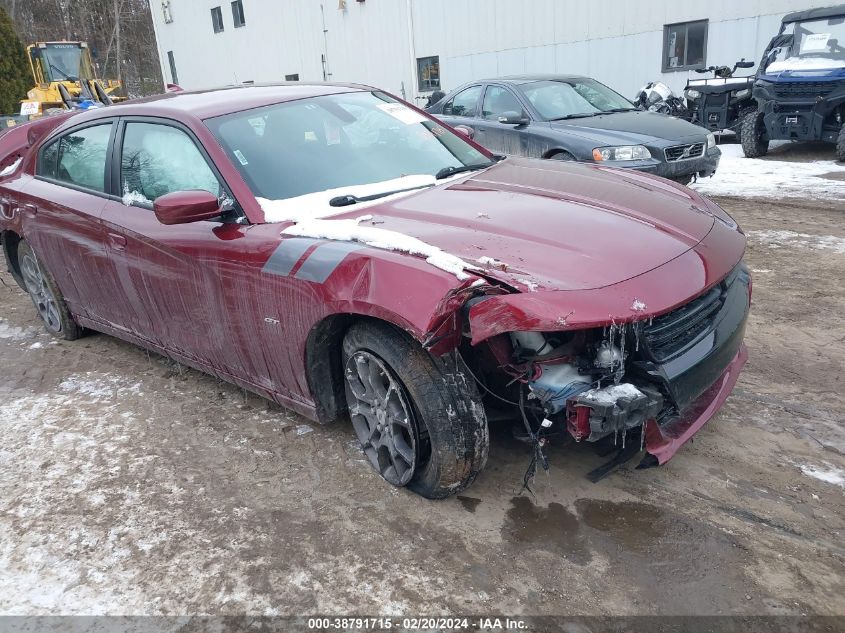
802,33 -> 831,52
233,149 -> 249,165
377,103 -> 427,125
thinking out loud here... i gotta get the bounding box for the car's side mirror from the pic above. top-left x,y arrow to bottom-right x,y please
498,111 -> 529,125
453,124 -> 475,139
153,190 -> 222,225
736,60 -> 755,69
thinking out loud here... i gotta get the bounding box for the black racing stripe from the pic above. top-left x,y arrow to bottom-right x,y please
294,241 -> 364,283
262,238 -> 319,277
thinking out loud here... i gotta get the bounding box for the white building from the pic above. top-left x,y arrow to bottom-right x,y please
149,0 -> 835,104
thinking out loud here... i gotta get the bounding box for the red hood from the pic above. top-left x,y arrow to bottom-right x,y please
360,157 -> 718,291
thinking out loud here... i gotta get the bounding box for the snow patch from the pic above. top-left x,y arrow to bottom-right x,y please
747,230 -> 845,255
58,373 -> 143,401
691,144 -> 845,201
477,256 -> 507,270
766,57 -> 845,72
800,463 -> 845,488
578,383 -> 643,406
121,184 -> 150,207
295,425 -> 313,436
0,320 -> 32,340
257,175 -> 438,223
630,299 -> 647,312
0,157 -> 22,177
282,215 -> 478,280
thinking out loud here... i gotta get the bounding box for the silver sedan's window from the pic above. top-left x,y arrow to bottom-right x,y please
521,80 -> 633,120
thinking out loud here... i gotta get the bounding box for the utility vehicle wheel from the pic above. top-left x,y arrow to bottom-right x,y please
741,111 -> 769,158
727,107 -> 757,143
18,240 -> 82,340
549,151 -> 576,161
837,126 -> 845,163
342,321 -> 488,499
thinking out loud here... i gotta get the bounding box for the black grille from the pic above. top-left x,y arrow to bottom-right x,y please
643,285 -> 725,362
773,82 -> 836,100
664,142 -> 705,162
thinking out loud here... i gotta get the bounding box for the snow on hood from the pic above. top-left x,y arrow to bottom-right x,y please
258,175 -> 445,223
765,57 -> 845,72
280,214 -> 479,280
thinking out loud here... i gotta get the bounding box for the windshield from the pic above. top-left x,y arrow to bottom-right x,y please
519,79 -> 634,120
38,43 -> 93,81
206,91 -> 491,205
773,17 -> 845,65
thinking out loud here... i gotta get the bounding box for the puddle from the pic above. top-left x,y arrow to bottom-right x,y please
457,496 -> 481,513
501,497 -> 752,612
501,496 -> 591,564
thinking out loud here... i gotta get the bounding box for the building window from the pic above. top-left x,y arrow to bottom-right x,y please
285,73 -> 300,81
663,20 -> 707,71
211,6 -> 224,33
417,56 -> 440,92
231,1 -> 246,28
162,0 -> 173,23
167,50 -> 178,84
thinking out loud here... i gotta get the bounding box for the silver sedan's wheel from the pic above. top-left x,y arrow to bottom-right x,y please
345,350 -> 417,486
20,246 -> 63,334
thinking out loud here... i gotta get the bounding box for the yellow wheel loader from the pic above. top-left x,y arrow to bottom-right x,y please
19,41 -> 124,115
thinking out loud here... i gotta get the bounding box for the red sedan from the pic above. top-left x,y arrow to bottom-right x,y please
0,85 -> 749,498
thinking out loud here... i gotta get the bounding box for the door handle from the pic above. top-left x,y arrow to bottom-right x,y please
107,233 -> 127,250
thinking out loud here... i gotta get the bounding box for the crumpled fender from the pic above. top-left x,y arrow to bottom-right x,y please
468,219 -> 745,344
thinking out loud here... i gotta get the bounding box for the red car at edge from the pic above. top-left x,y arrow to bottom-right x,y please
0,84 -> 750,498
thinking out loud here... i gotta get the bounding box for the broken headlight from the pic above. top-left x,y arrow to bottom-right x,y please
684,88 -> 701,100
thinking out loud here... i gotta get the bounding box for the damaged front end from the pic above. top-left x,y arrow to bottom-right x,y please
444,261 -> 751,482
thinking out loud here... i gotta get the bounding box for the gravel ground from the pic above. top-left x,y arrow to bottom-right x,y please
0,188 -> 843,618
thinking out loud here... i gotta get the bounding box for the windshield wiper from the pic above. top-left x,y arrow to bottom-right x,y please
48,63 -> 77,82
328,183 -> 434,207
603,107 -> 638,113
549,112 -> 604,121
435,161 -> 494,180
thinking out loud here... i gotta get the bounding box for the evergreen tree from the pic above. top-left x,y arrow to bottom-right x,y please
0,7 -> 31,115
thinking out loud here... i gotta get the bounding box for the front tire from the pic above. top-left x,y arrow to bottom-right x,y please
836,125 -> 845,163
342,321 -> 488,499
741,111 -> 769,158
18,240 -> 82,340
549,150 -> 576,161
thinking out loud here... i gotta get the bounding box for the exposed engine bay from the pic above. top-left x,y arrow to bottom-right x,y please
460,262 -> 750,485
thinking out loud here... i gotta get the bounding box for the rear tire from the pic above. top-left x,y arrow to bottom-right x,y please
17,240 -> 83,340
836,126 -> 845,163
741,111 -> 769,158
342,321 -> 488,499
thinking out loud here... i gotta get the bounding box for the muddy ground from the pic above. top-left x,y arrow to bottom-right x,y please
0,187 -> 843,618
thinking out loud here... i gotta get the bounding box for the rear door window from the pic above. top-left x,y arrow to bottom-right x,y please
40,123 -> 113,192
443,85 -> 482,117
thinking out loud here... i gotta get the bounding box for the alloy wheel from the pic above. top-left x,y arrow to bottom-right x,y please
19,250 -> 62,334
344,350 -> 417,486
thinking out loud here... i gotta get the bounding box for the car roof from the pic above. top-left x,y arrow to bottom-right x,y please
782,3 -> 845,24
481,75 -> 592,85
94,83 -> 373,120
